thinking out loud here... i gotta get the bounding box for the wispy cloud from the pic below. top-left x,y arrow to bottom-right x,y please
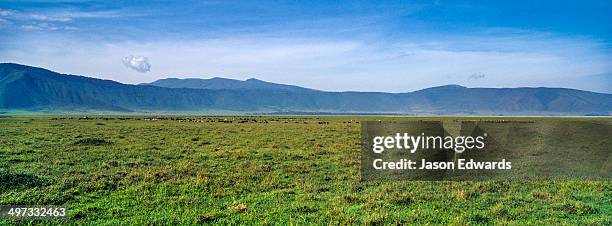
0,9 -> 15,17
0,8 -> 123,30
0,18 -> 11,27
20,22 -> 77,31
0,8 -> 71,22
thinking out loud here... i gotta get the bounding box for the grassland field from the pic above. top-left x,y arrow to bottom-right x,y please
0,115 -> 610,225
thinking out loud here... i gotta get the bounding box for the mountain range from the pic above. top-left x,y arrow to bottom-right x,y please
1,63 -> 611,115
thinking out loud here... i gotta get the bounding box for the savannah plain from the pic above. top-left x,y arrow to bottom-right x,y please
0,116 -> 610,224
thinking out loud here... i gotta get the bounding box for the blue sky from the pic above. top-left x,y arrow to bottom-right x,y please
0,0 -> 610,93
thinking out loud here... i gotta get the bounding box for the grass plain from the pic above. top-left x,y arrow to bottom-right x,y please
0,115 -> 610,225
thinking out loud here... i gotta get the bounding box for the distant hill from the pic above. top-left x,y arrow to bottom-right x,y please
141,77 -> 317,92
1,63 -> 611,115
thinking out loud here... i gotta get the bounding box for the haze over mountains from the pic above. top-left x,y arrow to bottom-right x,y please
1,63 -> 611,115
141,77 -> 316,92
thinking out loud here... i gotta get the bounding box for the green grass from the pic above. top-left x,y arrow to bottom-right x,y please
0,116 -> 610,225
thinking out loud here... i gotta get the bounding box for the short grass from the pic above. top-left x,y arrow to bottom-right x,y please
0,116 -> 610,225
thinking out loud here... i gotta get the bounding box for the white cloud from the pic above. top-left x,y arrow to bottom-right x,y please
122,55 -> 151,73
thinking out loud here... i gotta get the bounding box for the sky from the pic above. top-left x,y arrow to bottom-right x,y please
0,0 -> 611,93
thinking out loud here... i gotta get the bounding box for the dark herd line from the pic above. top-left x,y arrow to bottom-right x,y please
48,116 -> 535,124
48,116 -> 345,124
